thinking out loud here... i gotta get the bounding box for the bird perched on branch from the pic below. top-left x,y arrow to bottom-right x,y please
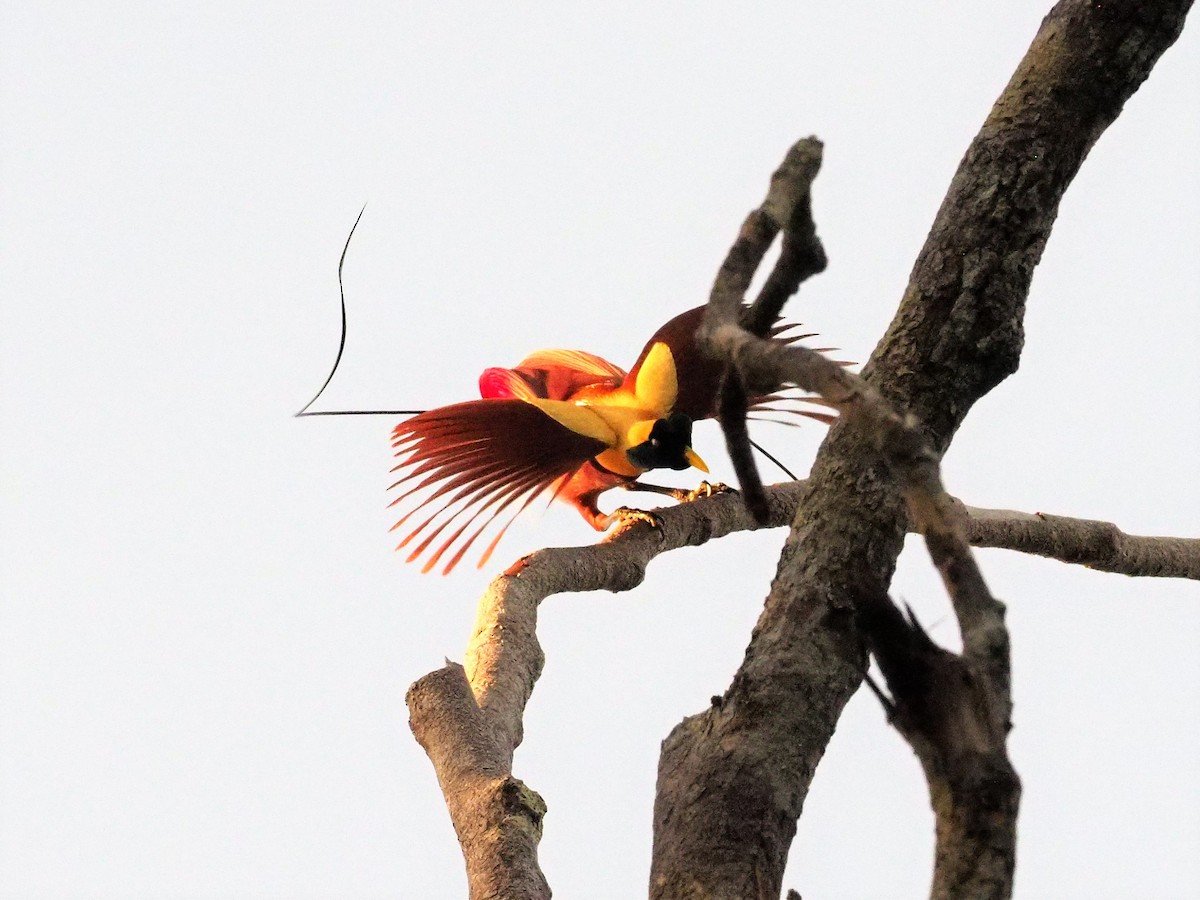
387,305 -> 833,574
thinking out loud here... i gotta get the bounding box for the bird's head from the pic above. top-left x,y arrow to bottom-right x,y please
625,412 -> 708,473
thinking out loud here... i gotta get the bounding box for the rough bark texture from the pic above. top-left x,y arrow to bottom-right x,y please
648,3 -> 1193,898
963,504 -> 1200,579
406,485 -> 807,899
408,666 -> 551,900
404,2 -> 1194,897
859,594 -> 1019,900
406,486 -> 1194,898
685,140 -> 1021,899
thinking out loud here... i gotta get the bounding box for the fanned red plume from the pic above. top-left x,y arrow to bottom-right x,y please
388,399 -> 607,574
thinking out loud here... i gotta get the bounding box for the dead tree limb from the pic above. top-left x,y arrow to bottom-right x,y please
650,2 -> 1193,898
405,2 -> 1193,897
407,489 -> 1194,896
406,486 -> 801,898
858,593 -> 1019,900
962,504 -> 1200,579
715,139 -> 829,522
697,134 -> 1021,898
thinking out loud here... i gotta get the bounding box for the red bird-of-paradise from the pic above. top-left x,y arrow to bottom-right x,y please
383,306 -> 833,574
296,213 -> 835,575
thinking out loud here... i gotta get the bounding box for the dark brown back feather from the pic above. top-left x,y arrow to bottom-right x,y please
624,305 -> 811,420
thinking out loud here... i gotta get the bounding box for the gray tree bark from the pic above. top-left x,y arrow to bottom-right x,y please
649,2 -> 1193,898
404,2 -> 1195,898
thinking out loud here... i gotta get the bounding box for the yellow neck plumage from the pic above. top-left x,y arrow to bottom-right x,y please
523,342 -> 705,476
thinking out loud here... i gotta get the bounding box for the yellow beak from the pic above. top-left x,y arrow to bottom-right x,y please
684,447 -> 709,474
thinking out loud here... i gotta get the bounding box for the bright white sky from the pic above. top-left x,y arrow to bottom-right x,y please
2,4 -> 1197,899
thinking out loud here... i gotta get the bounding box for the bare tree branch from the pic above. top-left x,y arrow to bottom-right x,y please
407,487 -> 1194,895
962,504 -> 1200,579
650,2 -> 1193,897
407,665 -> 551,900
700,131 -> 1021,897
858,593 -> 1019,900
406,488 -> 801,899
405,3 -> 1194,896
712,138 -> 827,522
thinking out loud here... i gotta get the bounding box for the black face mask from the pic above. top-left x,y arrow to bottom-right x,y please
625,412 -> 696,471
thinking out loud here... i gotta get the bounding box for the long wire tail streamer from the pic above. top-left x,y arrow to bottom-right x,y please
294,205 -> 424,419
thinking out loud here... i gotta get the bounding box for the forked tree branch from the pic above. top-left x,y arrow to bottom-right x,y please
650,2 -> 1192,898
405,1 -> 1193,897
405,486 -> 803,898
699,133 -> 1020,897
715,140 -> 829,522
406,475 -> 1196,895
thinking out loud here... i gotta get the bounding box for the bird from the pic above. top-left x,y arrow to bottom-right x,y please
386,305 -> 833,575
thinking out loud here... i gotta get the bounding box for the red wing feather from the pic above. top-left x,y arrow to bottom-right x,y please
389,399 -> 608,574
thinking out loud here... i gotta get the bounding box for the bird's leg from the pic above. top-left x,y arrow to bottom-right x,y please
623,480 -> 738,503
605,480 -> 739,531
573,481 -> 738,536
569,488 -> 663,532
607,506 -> 665,530
621,481 -> 692,502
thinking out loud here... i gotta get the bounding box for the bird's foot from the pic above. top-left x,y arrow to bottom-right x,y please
609,506 -> 664,531
684,481 -> 737,502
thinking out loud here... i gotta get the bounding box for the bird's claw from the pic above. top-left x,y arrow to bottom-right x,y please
686,481 -> 737,502
611,506 -> 664,531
